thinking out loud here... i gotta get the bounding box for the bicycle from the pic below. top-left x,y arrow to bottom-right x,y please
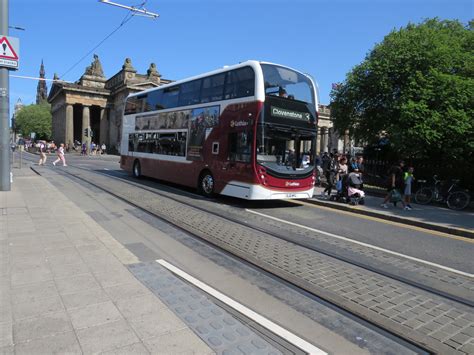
414,175 -> 471,210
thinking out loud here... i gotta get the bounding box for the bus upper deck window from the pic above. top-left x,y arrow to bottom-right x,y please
201,73 -> 225,103
161,86 -> 180,109
224,67 -> 255,99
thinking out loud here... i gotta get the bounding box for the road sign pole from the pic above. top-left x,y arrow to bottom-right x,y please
0,0 -> 11,191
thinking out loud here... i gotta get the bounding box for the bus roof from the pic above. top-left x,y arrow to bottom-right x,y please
126,60 -> 312,99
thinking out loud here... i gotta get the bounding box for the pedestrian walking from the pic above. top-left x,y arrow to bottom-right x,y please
52,143 -> 67,166
381,160 -> 406,209
38,141 -> 47,165
81,142 -> 87,156
101,143 -> 106,155
322,153 -> 338,197
403,166 -> 415,210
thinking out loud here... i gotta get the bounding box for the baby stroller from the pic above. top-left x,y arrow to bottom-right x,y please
330,172 -> 365,205
347,172 -> 365,205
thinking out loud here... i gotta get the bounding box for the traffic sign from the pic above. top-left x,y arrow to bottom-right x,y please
0,35 -> 20,70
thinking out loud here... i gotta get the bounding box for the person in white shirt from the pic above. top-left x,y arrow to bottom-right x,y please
38,142 -> 47,165
52,143 -> 67,166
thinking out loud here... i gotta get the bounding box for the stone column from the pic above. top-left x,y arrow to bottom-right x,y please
82,105 -> 91,154
327,128 -> 333,153
99,107 -> 108,147
65,104 -> 73,148
343,129 -> 350,154
323,128 -> 329,153
319,127 -> 326,153
315,127 -> 321,155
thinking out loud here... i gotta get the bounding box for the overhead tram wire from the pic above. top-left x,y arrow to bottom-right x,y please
59,9 -> 137,80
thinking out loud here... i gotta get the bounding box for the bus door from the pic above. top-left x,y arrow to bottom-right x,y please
220,127 -> 254,193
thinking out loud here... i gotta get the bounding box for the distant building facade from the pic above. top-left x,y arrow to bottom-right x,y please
48,55 -> 171,153
317,104 -> 331,154
317,104 -> 355,155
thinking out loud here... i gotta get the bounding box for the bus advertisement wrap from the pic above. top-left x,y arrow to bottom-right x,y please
121,61 -> 318,200
188,106 -> 220,160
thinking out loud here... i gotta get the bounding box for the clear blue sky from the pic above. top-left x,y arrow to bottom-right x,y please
8,0 -> 473,115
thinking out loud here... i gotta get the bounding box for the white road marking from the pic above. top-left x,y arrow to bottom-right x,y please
157,259 -> 327,355
103,168 -> 109,170
245,209 -> 474,279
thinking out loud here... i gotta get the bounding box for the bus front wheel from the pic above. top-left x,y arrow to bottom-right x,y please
199,171 -> 214,197
133,160 -> 142,179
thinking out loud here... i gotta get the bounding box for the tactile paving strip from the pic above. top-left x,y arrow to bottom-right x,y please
129,262 -> 283,355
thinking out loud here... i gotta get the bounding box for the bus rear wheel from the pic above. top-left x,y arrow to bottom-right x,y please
199,171 -> 214,197
133,160 -> 142,179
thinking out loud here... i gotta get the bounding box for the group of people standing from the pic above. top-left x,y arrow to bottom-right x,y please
318,154 -> 415,211
320,152 -> 364,197
80,142 -> 107,156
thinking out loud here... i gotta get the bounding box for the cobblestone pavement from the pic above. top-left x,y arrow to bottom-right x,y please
219,207 -> 474,303
65,167 -> 474,355
76,167 -> 474,305
153,190 -> 474,304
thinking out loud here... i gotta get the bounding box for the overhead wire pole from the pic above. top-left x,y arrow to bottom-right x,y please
98,0 -> 159,19
0,0 -> 10,191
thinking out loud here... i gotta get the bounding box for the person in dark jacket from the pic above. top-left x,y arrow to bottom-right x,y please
381,160 -> 406,209
322,153 -> 339,197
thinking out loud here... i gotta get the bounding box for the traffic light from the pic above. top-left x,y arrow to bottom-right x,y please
84,128 -> 89,137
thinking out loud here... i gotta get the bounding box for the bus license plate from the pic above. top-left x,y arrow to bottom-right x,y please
286,193 -> 297,198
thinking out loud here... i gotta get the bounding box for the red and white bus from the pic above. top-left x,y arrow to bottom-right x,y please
120,61 -> 319,199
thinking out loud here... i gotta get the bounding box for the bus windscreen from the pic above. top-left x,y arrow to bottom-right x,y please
261,64 -> 315,105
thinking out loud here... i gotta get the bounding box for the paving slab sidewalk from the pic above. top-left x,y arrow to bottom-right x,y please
0,167 -> 213,354
312,186 -> 474,238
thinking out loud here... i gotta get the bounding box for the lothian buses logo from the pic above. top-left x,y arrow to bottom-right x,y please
230,120 -> 249,128
285,181 -> 300,187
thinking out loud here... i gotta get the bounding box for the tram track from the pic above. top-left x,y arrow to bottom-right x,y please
44,162 -> 474,307
28,161 -> 473,355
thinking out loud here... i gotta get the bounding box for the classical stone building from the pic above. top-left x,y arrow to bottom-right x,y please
317,104 -> 359,155
316,104 -> 332,154
48,55 -> 171,153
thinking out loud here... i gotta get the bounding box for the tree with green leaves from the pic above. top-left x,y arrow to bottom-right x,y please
330,18 -> 473,179
15,103 -> 52,140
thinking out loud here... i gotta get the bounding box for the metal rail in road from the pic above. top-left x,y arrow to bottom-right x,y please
31,163 -> 474,355
51,162 -> 473,306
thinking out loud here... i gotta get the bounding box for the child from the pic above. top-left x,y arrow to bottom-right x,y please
404,166 -> 415,210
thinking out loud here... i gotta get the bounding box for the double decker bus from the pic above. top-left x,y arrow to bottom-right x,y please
120,61 -> 319,199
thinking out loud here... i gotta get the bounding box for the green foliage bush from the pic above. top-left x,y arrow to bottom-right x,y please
331,18 -> 474,188
15,103 -> 52,140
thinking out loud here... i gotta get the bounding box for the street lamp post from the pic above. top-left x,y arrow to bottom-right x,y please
0,0 -> 11,191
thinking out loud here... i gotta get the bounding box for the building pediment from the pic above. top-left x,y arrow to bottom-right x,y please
49,55 -> 172,151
